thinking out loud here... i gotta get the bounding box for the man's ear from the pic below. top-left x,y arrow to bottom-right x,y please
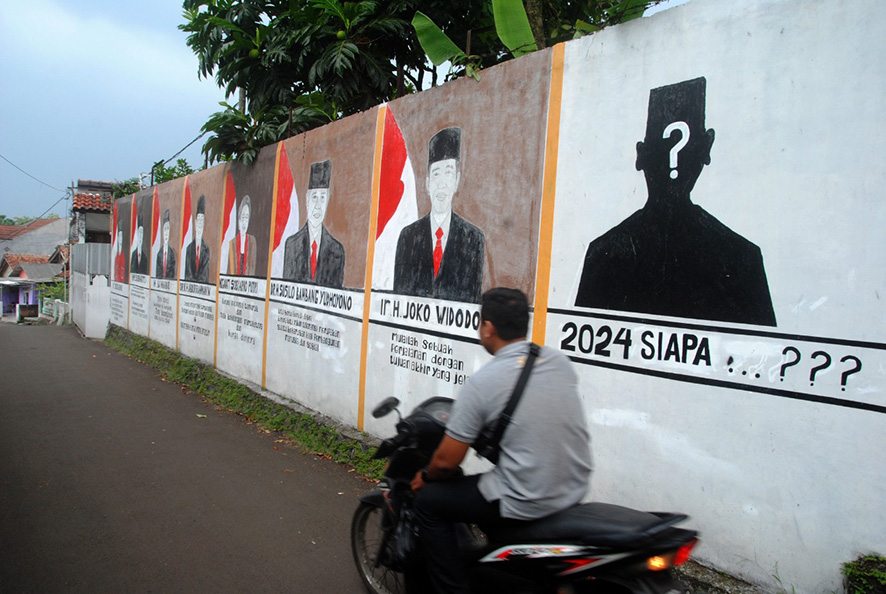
635,140 -> 648,171
702,128 -> 716,166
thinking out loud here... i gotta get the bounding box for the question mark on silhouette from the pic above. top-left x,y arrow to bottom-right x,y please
663,121 -> 690,179
839,355 -> 862,391
779,346 -> 801,381
809,351 -> 832,385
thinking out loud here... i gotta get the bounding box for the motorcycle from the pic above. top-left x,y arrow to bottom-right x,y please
352,396 -> 699,594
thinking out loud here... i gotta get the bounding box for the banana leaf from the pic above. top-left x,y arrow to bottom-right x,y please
492,0 -> 538,57
411,11 -> 466,66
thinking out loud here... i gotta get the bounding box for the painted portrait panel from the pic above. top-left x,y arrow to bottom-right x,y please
373,49 -> 552,305
181,168 -> 224,286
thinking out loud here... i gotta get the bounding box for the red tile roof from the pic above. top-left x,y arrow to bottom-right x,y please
2,253 -> 50,272
0,218 -> 57,240
73,193 -> 113,212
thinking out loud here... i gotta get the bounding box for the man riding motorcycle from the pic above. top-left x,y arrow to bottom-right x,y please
409,287 -> 594,594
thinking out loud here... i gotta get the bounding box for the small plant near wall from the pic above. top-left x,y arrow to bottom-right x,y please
843,555 -> 886,594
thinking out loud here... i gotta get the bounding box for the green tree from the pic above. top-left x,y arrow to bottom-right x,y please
414,0 -> 663,79
0,215 -> 15,225
37,281 -> 66,302
181,0 -> 664,163
152,158 -> 196,184
112,178 -> 141,200
181,0 -> 437,164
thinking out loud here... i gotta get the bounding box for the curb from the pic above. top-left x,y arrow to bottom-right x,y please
675,561 -> 767,594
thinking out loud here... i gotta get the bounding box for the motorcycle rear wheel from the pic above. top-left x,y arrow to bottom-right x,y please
351,502 -> 406,594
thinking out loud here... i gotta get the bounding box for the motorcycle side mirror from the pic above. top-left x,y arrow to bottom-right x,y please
372,397 -> 401,419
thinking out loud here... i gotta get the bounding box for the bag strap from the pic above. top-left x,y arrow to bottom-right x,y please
488,342 -> 541,450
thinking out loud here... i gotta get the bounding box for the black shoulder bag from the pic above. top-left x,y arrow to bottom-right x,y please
473,343 -> 541,464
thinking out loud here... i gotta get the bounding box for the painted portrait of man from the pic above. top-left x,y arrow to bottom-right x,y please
130,214 -> 149,275
184,195 -> 211,283
155,208 -> 177,280
282,160 -> 345,288
393,127 -> 485,303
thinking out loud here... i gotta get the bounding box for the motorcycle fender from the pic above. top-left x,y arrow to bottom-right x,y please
359,489 -> 385,508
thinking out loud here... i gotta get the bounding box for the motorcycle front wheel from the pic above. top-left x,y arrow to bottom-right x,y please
351,502 -> 406,594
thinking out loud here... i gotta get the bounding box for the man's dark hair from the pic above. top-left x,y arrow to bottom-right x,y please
480,288 -> 529,341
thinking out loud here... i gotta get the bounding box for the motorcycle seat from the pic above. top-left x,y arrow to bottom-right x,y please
487,502 -> 687,548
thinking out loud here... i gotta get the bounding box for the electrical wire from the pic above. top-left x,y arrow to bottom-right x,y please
0,153 -> 67,193
33,191 -> 71,221
154,132 -> 206,171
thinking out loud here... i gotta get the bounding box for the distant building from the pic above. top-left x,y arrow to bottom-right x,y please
71,179 -> 114,244
0,218 -> 67,256
0,253 -> 64,316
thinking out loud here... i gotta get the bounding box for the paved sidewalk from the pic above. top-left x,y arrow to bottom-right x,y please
0,323 -> 371,593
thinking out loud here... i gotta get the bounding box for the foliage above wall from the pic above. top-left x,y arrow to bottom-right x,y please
180,0 -> 665,164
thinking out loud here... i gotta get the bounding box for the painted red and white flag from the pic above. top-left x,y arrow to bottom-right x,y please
372,107 -> 418,290
130,194 -> 138,261
150,187 -> 160,277
111,202 -> 119,281
218,168 -> 237,275
270,141 -> 300,278
179,177 -> 192,279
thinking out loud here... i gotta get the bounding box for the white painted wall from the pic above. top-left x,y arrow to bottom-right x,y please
71,271 -> 110,338
549,1 -> 885,592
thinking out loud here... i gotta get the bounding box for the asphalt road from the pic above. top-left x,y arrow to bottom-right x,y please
0,322 -> 373,593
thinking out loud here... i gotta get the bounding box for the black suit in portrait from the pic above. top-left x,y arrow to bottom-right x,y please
574,204 -> 776,326
184,239 -> 211,283
282,224 -> 345,288
393,212 -> 485,303
130,249 -> 149,275
155,247 -> 177,280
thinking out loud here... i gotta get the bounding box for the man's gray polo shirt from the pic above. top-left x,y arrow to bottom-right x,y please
445,341 -> 593,520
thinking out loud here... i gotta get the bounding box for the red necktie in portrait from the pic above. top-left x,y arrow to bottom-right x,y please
433,227 -> 443,278
311,241 -> 318,280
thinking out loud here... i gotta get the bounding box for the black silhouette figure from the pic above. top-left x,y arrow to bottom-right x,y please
575,77 -> 776,326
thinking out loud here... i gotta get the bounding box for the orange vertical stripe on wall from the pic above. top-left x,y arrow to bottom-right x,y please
357,105 -> 388,431
531,43 -> 566,345
261,142 -> 285,388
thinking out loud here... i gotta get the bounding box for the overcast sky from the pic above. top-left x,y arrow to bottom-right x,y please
0,0 -> 225,219
0,0 -> 690,220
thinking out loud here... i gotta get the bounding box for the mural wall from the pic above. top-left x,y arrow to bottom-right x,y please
108,1 -> 884,592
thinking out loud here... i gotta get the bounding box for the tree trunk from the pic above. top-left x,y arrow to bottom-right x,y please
524,0 -> 546,49
396,61 -> 405,97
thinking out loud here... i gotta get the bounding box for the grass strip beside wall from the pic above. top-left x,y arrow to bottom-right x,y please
105,326 -> 385,480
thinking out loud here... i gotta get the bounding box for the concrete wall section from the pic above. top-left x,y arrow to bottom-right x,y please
109,199 -> 130,327
363,49 -> 553,430
127,190 -> 153,337
263,111 -> 377,426
105,1 -> 885,592
215,150 -> 275,385
177,169 -> 223,364
149,180 -> 184,349
546,0 -> 885,592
